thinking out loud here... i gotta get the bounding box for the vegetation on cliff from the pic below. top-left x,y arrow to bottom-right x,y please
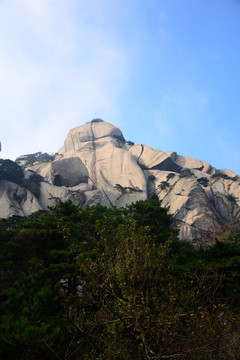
0,196 -> 240,359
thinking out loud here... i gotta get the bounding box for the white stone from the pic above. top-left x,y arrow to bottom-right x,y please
1,120 -> 240,244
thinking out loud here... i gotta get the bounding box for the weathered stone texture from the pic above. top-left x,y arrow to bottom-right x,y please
1,120 -> 239,243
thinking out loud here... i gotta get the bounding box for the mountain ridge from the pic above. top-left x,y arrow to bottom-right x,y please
1,119 -> 239,244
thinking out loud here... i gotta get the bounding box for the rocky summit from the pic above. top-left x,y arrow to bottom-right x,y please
1,119 -> 240,243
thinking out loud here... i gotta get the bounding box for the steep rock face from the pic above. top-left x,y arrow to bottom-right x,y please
0,179 -> 42,217
148,171 -> 224,243
1,119 -> 240,244
57,121 -> 147,208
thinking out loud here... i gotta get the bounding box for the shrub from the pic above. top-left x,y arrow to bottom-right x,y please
0,159 -> 24,185
167,173 -> 176,181
91,118 -> 104,123
16,152 -> 55,168
210,172 -> 239,181
23,172 -> 44,198
114,184 -> 125,194
221,219 -> 240,244
211,172 -> 231,180
114,184 -> 143,194
197,177 -> 209,187
179,168 -> 194,178
158,180 -> 170,190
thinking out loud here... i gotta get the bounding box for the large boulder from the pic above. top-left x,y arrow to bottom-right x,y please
61,120 -> 125,154
51,157 -> 89,187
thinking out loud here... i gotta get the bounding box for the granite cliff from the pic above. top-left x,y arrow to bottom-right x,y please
1,119 -> 240,244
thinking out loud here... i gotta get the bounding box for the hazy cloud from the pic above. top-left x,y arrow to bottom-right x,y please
0,0 -> 129,159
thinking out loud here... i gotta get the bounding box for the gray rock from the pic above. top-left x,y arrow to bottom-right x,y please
0,179 -> 42,217
51,157 -> 89,187
0,119 -> 238,245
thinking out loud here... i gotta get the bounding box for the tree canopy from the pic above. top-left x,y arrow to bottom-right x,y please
0,197 -> 240,359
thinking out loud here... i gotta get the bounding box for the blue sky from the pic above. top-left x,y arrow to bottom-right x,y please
1,0 -> 240,174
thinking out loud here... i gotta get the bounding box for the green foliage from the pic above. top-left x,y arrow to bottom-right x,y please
166,172 -> 175,181
22,172 -> 43,198
0,159 -> 24,185
114,183 -> 143,194
114,183 -> 125,194
221,220 -> 240,245
1,264 -> 65,359
0,203 -> 81,358
16,152 -> 55,168
91,118 -> 104,123
211,172 -> 230,180
0,198 -> 240,359
197,177 -> 209,187
0,214 -> 28,231
211,172 -> 239,181
0,159 -> 43,198
39,152 -> 55,163
123,195 -> 175,243
72,218 -> 240,359
158,180 -> 170,190
179,168 -> 194,178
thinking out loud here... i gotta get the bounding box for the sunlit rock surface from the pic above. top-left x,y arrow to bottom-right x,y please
1,119 -> 240,244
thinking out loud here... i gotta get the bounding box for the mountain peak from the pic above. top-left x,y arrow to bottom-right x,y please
60,120 -> 126,154
1,120 -> 240,244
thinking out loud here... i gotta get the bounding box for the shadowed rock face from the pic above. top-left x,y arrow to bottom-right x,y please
51,157 -> 89,187
1,119 -> 240,244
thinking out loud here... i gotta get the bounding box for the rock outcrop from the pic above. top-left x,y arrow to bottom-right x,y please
51,157 -> 89,187
1,119 -> 240,244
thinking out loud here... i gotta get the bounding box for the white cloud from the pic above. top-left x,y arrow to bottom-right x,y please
0,0 -> 129,159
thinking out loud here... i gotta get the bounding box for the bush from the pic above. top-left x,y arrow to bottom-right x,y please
91,118 -> 104,123
23,172 -> 43,198
167,173 -> 176,181
180,168 -> 194,178
1,199 -> 240,359
197,177 -> 209,187
16,152 -> 55,168
114,184 -> 143,194
211,172 -> 231,180
0,159 -> 24,185
158,180 -> 170,190
210,172 -> 239,181
221,220 -> 240,245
